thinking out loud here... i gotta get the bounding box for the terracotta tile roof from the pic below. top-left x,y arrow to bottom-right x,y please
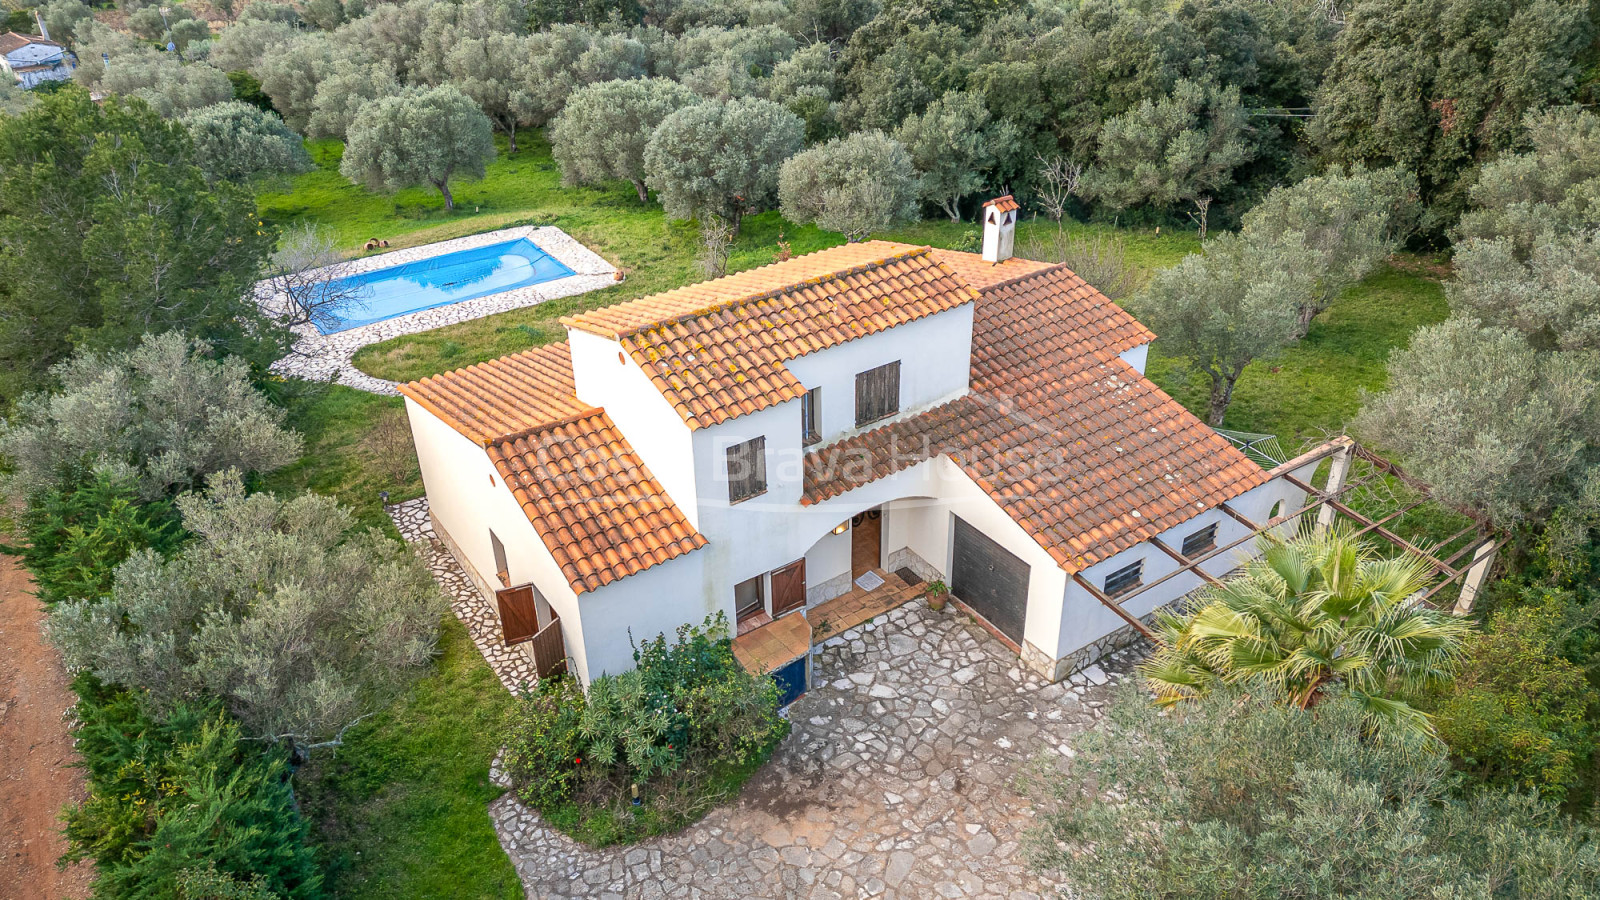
562,242 -> 979,430
398,343 -> 589,446
0,32 -> 59,54
802,263 -> 1266,574
399,342 -> 705,595
931,249 -> 1055,290
984,194 -> 1021,214
489,412 -> 707,595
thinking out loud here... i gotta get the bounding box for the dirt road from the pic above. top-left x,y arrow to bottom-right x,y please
0,556 -> 93,900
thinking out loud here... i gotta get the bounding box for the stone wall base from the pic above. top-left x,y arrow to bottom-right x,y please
807,571 -> 853,607
887,546 -> 941,583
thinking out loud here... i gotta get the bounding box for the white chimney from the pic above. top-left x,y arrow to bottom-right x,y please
35,9 -> 49,41
981,195 -> 1018,263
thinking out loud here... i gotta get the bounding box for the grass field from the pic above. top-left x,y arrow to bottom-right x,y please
263,132 -> 1450,896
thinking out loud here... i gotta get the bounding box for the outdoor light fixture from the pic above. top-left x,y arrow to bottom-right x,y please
380,490 -> 390,507
832,521 -> 849,535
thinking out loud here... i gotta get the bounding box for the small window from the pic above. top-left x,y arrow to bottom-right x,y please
1268,500 -> 1284,521
490,529 -> 509,585
1103,559 -> 1143,598
801,387 -> 821,446
1181,524 -> 1218,558
854,360 -> 901,426
734,575 -> 765,622
725,435 -> 768,503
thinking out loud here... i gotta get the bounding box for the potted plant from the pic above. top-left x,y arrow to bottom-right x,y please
925,579 -> 949,611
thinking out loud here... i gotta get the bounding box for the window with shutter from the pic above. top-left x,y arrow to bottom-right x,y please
854,361 -> 901,426
1181,523 -> 1218,557
1103,559 -> 1144,597
801,387 -> 821,446
725,435 -> 767,503
734,575 -> 765,622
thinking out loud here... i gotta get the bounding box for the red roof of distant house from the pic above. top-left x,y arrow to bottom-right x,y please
0,32 -> 62,54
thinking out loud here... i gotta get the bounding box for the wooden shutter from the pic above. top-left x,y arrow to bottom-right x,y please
496,584 -> 538,645
726,436 -> 767,502
855,361 -> 901,426
770,558 -> 807,616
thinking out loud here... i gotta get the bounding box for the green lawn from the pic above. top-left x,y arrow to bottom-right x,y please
295,618 -> 521,900
261,130 -> 1451,895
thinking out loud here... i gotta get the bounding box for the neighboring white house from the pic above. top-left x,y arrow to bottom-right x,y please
0,32 -> 73,88
400,196 -> 1320,686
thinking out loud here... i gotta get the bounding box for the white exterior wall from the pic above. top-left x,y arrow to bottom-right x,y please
1119,343 -> 1149,375
784,305 -> 973,448
566,328 -> 701,527
1050,454 -> 1326,667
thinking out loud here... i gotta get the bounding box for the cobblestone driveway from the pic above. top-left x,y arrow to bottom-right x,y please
491,602 -> 1140,900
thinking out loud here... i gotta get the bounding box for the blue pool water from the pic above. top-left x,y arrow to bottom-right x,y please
316,237 -> 575,334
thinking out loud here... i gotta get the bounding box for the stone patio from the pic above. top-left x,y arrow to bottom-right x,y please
489,601 -> 1142,900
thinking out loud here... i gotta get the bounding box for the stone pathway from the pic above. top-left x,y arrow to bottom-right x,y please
388,498 -> 535,692
265,226 -> 618,395
489,601 -> 1141,900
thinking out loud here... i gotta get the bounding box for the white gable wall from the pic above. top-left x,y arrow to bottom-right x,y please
405,398 -> 597,682
566,328 -> 701,527
1118,343 -> 1149,375
784,304 -> 973,448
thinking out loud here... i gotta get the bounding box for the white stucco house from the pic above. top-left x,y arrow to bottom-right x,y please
0,31 -> 73,88
400,196 -> 1321,687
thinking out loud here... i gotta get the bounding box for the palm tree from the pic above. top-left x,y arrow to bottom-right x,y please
1140,527 -> 1474,741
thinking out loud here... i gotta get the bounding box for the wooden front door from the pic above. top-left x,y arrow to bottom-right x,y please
771,558 -> 807,616
851,508 -> 882,578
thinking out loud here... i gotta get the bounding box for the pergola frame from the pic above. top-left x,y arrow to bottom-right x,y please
1074,437 -> 1503,642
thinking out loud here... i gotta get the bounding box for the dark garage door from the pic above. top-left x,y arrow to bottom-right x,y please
951,516 -> 1030,644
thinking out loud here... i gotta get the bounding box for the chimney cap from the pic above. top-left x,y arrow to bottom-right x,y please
983,195 -> 1020,213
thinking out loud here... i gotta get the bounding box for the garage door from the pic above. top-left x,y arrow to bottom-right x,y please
951,516 -> 1030,644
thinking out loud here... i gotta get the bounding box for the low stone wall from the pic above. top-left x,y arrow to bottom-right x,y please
887,546 -> 941,583
263,225 -> 618,395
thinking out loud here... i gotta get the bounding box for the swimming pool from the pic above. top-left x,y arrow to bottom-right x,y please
316,237 -> 576,334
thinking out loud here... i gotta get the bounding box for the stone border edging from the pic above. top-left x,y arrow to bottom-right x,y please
262,225 -> 618,395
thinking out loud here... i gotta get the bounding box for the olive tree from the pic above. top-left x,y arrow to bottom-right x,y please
80,48 -> 233,118
1241,165 -> 1420,336
523,25 -> 649,128
1085,79 -> 1253,226
205,19 -> 296,74
1355,317 -> 1600,529
306,59 -> 400,140
644,96 -> 805,235
1447,231 -> 1600,353
340,85 -> 496,211
1132,230 -> 1321,426
0,332 -> 303,502
778,130 -> 918,241
47,472 -> 448,760
183,101 -> 312,185
551,77 -> 699,202
256,32 -> 336,132
442,32 -> 536,152
1029,687 -> 1600,899
895,90 -> 1006,222
1455,105 -> 1600,257
257,224 -> 366,334
41,0 -> 94,47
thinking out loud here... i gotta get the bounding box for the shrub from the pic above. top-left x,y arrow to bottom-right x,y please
47,471 -> 448,760
1429,592 -> 1596,801
0,331 -> 303,502
502,615 -> 786,845
1028,686 -> 1600,899
503,676 -> 587,808
63,675 -> 322,899
5,471 -> 184,605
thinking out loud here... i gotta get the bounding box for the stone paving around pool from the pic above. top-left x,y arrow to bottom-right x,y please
264,225 -> 618,395
488,601 -> 1143,900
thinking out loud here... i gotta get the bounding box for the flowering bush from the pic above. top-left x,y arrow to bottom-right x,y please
501,614 -> 787,845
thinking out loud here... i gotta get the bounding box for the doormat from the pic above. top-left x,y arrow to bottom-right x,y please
854,571 -> 885,591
